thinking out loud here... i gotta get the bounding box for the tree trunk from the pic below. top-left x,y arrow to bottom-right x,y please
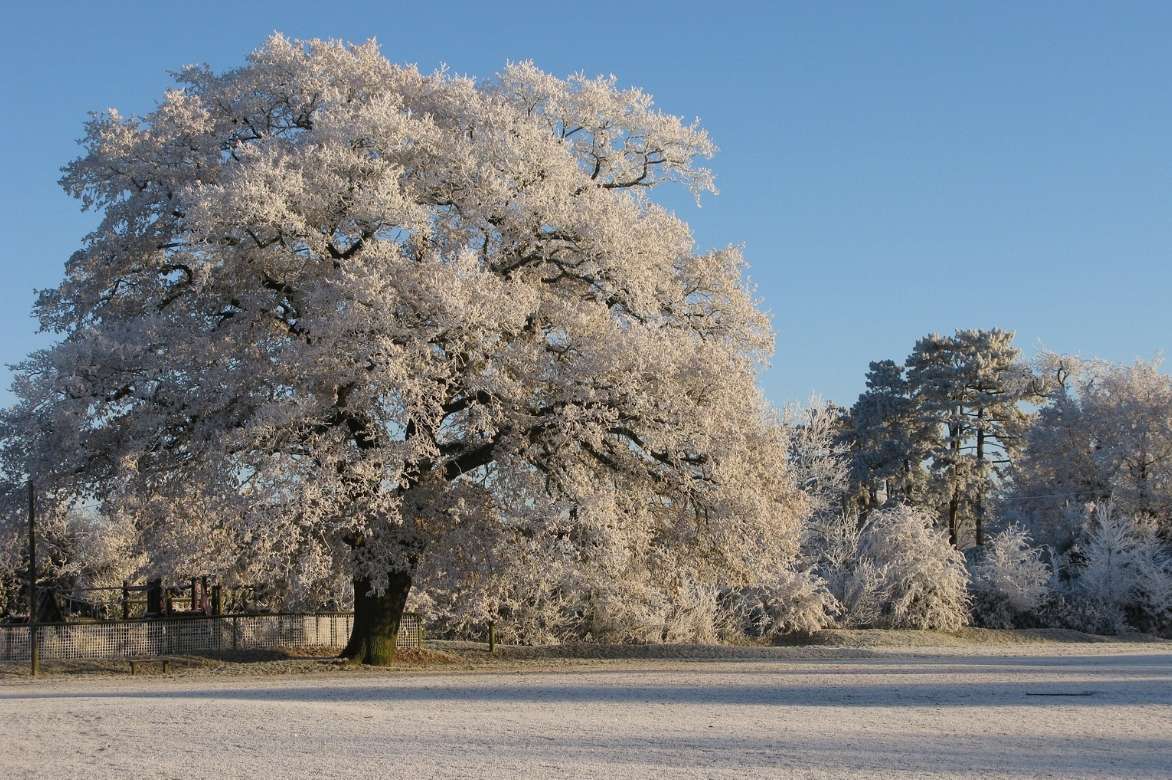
947,490 -> 960,548
947,419 -> 961,547
974,417 -> 985,547
341,571 -> 412,665
973,495 -> 984,547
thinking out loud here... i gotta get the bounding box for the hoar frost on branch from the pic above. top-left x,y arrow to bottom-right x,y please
969,524 -> 1051,628
784,398 -> 972,632
0,497 -> 142,617
856,504 -> 971,631
1006,357 -> 1172,550
1061,505 -> 1172,634
0,36 -> 806,660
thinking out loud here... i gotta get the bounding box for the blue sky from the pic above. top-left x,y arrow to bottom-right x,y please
2,1 -> 1170,409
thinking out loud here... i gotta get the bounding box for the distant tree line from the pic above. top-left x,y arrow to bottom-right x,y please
790,329 -> 1172,635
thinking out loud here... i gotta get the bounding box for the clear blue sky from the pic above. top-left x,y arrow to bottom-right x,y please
2,1 -> 1170,409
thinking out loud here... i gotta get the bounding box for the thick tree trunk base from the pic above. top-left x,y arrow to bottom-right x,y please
341,572 -> 412,666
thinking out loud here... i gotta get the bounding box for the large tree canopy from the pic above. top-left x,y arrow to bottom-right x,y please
0,36 -> 803,661
1007,357 -> 1172,550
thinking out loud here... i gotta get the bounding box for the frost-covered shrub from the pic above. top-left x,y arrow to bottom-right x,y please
1070,507 -> 1172,634
804,505 -> 969,631
413,506 -> 815,646
805,511 -> 886,627
0,499 -> 145,619
661,580 -> 731,644
833,558 -> 889,628
588,578 -> 730,644
411,528 -> 589,646
728,568 -> 840,638
1136,550 -> 1172,634
0,526 -> 21,617
860,505 -> 970,630
588,582 -> 670,643
970,525 -> 1051,628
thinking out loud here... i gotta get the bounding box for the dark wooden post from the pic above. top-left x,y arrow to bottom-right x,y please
121,581 -> 131,620
488,621 -> 495,654
146,578 -> 163,616
27,480 -> 38,677
190,577 -> 198,611
211,585 -> 222,616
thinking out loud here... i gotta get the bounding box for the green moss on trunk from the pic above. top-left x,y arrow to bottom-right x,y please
341,571 -> 412,665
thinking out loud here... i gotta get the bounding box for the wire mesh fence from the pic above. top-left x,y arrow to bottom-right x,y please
0,612 -> 423,662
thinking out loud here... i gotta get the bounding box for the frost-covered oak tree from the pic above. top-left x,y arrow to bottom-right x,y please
0,36 -> 804,662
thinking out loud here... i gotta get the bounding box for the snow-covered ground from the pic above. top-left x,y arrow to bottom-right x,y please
2,645 -> 1171,779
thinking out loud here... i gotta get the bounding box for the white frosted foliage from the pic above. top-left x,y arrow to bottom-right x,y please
0,35 -> 804,627
858,505 -> 971,631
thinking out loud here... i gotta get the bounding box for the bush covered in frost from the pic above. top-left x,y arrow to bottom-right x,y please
1058,507 -> 1172,634
725,569 -> 840,638
969,525 -> 1052,628
858,505 -> 971,631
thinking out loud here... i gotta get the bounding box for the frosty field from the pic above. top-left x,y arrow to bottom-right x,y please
2,643 -> 1170,779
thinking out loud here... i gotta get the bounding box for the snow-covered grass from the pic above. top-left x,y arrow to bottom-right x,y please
2,640 -> 1170,778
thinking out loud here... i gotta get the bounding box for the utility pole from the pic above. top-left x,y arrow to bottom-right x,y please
28,480 -> 39,677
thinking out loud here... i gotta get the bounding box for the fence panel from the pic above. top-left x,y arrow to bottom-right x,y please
0,612 -> 420,663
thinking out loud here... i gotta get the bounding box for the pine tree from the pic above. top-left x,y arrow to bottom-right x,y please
847,360 -> 928,512
953,329 -> 1038,545
905,329 -> 1038,546
905,333 -> 968,545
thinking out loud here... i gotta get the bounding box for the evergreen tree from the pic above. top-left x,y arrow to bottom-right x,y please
847,360 -> 928,512
953,329 -> 1038,545
905,329 -> 1037,546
